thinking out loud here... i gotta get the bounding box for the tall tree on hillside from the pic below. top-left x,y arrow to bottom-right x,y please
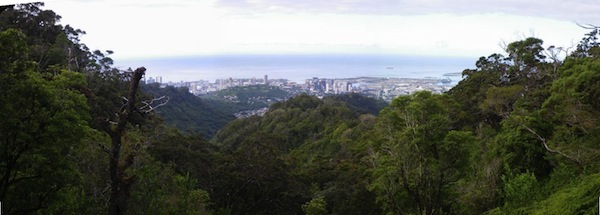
0,3 -> 91,73
1,3 -> 179,214
0,29 -> 90,214
448,37 -> 555,130
522,50 -> 600,170
368,91 -> 472,214
572,25 -> 600,58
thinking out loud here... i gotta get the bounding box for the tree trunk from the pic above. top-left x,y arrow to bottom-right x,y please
107,67 -> 145,215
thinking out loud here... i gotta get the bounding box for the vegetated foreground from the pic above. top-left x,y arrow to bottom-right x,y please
2,3 -> 600,215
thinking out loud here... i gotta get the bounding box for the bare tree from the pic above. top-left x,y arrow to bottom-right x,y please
104,67 -> 169,215
543,45 -> 571,77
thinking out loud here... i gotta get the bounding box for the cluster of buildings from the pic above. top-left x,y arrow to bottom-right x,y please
147,74 -> 455,118
146,75 -> 455,102
149,75 -> 294,95
303,77 -> 452,101
144,76 -> 163,84
305,77 -> 353,95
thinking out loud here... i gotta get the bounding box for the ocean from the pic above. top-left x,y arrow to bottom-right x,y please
116,54 -> 475,85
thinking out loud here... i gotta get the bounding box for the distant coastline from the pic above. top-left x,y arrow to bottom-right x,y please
443,72 -> 463,76
116,54 -> 475,84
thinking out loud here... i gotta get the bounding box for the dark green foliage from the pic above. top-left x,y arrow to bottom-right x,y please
146,126 -> 218,189
574,64 -> 600,111
445,33 -> 600,214
199,85 -> 292,117
268,93 -> 322,111
500,172 -> 540,208
213,93 -> 384,151
142,83 -> 235,138
210,133 -> 305,214
507,37 -> 546,68
127,161 -> 212,215
5,2 -> 600,214
0,3 -> 91,72
572,28 -> 600,58
0,29 -> 90,214
0,4 -> 213,214
447,54 -> 507,129
208,84 -> 290,103
0,28 -> 29,73
302,196 -> 327,215
328,93 -> 388,115
368,91 -> 473,214
211,93 -> 385,214
528,173 -> 600,215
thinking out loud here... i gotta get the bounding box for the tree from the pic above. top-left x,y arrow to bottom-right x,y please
447,54 -> 508,129
527,55 -> 600,169
141,84 -> 236,138
103,67 -> 145,215
368,91 -> 472,214
211,132 -> 302,214
302,195 -> 327,215
506,37 -> 546,70
0,3 -> 91,73
480,85 -> 525,119
93,67 -> 167,215
449,37 -> 557,132
0,28 -> 90,214
572,26 -> 600,58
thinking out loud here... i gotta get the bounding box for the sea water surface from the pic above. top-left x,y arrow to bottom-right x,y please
116,54 -> 475,84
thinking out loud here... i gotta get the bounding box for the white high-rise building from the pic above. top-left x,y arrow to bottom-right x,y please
147,77 -> 155,84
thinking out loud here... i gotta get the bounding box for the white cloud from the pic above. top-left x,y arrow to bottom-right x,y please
32,0 -> 591,60
45,0 -> 228,59
216,0 -> 600,24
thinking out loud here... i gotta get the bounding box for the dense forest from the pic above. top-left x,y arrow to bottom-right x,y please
141,83 -> 236,138
2,2 -> 600,215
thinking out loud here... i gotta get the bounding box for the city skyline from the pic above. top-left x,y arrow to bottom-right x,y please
147,72 -> 454,102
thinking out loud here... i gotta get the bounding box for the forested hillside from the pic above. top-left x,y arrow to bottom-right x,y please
2,2 -> 600,215
141,83 -> 236,138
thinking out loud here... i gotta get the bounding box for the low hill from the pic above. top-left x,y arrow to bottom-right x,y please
141,83 -> 236,138
199,84 -> 293,115
212,93 -> 386,150
209,93 -> 386,214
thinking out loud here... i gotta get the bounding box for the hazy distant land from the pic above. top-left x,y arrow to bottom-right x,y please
117,54 -> 474,84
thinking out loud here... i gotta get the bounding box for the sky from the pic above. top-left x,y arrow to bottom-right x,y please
3,0 -> 596,61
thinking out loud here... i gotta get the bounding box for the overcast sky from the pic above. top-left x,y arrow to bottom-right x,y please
6,0 -> 595,60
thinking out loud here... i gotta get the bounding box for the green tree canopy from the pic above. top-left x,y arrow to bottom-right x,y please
368,91 -> 472,214
0,28 -> 90,214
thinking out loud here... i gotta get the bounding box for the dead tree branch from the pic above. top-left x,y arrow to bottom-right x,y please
576,23 -> 600,30
108,66 -> 145,215
522,125 -> 583,168
140,96 -> 170,114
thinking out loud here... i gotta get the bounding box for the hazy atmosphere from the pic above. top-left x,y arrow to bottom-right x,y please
36,0 -> 592,59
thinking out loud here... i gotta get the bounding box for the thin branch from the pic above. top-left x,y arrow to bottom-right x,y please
8,174 -> 41,186
522,125 -> 582,167
576,23 -> 600,30
140,96 -> 170,114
